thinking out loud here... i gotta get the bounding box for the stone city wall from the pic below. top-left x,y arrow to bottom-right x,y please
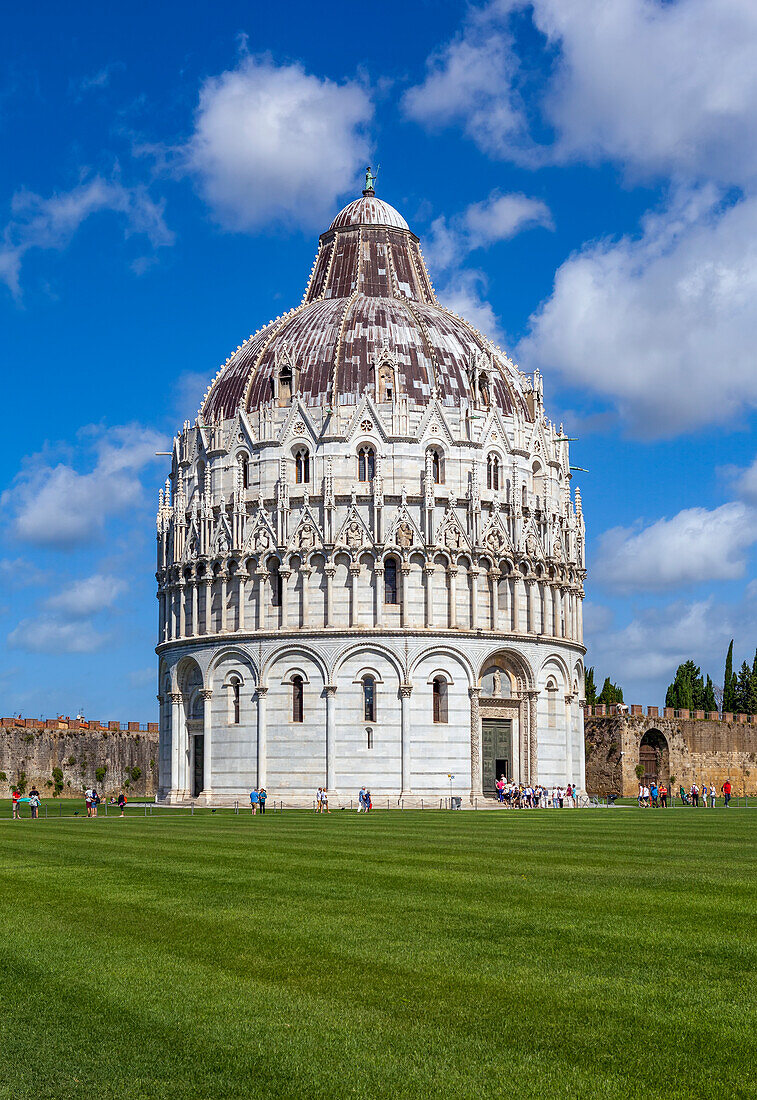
584,706 -> 757,797
0,718 -> 159,799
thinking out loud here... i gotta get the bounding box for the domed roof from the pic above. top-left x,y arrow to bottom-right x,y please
201,185 -> 529,421
329,194 -> 409,232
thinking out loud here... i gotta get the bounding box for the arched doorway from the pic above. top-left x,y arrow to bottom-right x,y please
639,729 -> 669,787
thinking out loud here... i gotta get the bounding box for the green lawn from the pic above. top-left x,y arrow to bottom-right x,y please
0,806 -> 755,1100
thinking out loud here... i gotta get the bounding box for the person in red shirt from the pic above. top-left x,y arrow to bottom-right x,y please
722,780 -> 732,808
11,788 -> 21,820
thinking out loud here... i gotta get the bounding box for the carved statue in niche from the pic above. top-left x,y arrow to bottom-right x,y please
254,528 -> 271,552
444,525 -> 463,551
486,528 -> 504,553
298,524 -> 316,551
396,521 -> 414,549
526,530 -> 539,558
346,521 -> 364,550
216,529 -> 230,555
492,669 -> 502,696
552,533 -> 563,558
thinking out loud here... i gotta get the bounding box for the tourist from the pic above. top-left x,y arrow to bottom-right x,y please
118,792 -> 127,817
258,787 -> 267,814
315,787 -> 323,812
496,776 -> 505,803
365,788 -> 372,812
11,787 -> 21,819
722,779 -> 732,808
642,784 -> 650,807
250,788 -> 259,815
709,785 -> 716,809
659,783 -> 668,808
637,783 -> 644,808
85,787 -> 94,817
650,781 -> 658,808
692,783 -> 699,808
321,788 -> 330,813
565,783 -> 573,808
357,786 -> 367,812
29,787 -> 41,819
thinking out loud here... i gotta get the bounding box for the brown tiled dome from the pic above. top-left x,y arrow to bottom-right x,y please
201,190 -> 529,420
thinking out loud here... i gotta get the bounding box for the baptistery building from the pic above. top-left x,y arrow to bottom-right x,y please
156,177 -> 586,804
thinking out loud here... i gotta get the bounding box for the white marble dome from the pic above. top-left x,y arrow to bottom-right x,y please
156,182 -> 587,806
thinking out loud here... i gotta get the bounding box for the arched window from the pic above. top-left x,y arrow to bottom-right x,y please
432,677 -> 448,723
292,675 -> 304,723
358,446 -> 375,482
487,454 -> 500,491
522,485 -> 528,509
278,364 -> 292,406
378,365 -> 394,403
384,558 -> 398,605
271,567 -> 283,607
428,448 -> 444,485
197,460 -> 206,496
363,676 -> 376,723
229,677 -> 241,725
295,448 -> 310,484
240,455 -> 249,490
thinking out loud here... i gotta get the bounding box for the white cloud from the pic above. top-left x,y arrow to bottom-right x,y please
45,574 -> 127,618
436,269 -> 506,344
7,616 -> 108,654
2,423 -> 167,549
184,54 -> 373,232
0,558 -> 49,588
404,0 -> 757,186
519,187 -> 757,436
731,455 -> 757,505
0,175 -> 174,296
425,190 -> 552,273
594,502 -> 757,592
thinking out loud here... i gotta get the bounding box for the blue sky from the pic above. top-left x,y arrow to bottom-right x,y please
2,0 -> 757,720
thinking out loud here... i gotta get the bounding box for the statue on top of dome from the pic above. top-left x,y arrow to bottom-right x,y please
363,164 -> 380,195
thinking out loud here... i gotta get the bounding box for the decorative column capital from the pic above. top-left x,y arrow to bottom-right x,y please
324,684 -> 338,697
168,691 -> 182,704
349,563 -> 361,576
399,683 -> 413,699
469,686 -> 481,700
199,689 -> 213,700
255,686 -> 268,698
156,694 -> 164,704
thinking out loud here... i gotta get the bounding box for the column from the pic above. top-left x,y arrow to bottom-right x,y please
423,564 -> 434,629
400,684 -> 413,794
518,698 -> 529,785
448,567 -> 458,629
204,577 -> 212,635
300,565 -> 311,628
553,586 -> 562,638
158,589 -> 166,644
544,582 -> 553,636
255,570 -> 267,630
169,692 -> 182,795
201,689 -> 213,795
178,581 -> 186,639
220,571 -> 228,633
564,693 -> 574,785
350,564 -> 360,628
325,685 -> 337,790
325,566 -> 335,627
191,578 -> 199,637
374,565 -> 384,628
513,575 -> 524,633
528,580 -> 538,634
527,690 -> 539,784
238,572 -> 247,632
469,686 -> 483,802
400,564 -> 411,628
577,593 -> 584,644
470,568 -> 479,630
280,569 -> 291,630
489,570 -> 499,632
256,686 -> 268,789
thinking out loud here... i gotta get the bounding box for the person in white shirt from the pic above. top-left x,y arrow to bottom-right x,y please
315,787 -> 322,813
642,785 -> 650,807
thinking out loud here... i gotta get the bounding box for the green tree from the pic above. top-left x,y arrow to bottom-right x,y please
735,661 -> 753,714
597,677 -> 624,705
723,640 -> 737,712
584,667 -> 598,705
702,675 -> 717,712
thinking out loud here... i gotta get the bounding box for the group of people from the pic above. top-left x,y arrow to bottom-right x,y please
248,787 -> 267,814
11,786 -> 41,818
357,786 -> 373,812
314,787 -> 330,812
637,780 -> 732,808
495,779 -> 577,808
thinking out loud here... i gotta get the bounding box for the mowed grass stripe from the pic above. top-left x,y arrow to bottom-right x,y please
0,809 -> 754,1099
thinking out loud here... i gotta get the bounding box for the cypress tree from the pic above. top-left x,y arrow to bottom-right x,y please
665,661 -> 700,710
735,661 -> 752,714
702,675 -> 716,713
723,640 -> 736,712
598,677 -> 624,705
584,667 -> 597,706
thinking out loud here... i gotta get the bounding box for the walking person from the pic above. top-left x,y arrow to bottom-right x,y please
659,782 -> 668,808
709,785 -> 716,809
250,788 -> 259,815
85,787 -> 94,817
722,779 -> 732,808
29,788 -> 41,819
11,787 -> 21,820
315,787 -> 323,812
321,788 -> 330,814
357,786 -> 367,812
365,788 -> 372,813
91,789 -> 99,818
496,776 -> 505,803
117,792 -> 127,817
258,788 -> 267,814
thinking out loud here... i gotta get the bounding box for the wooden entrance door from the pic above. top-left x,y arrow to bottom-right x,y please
192,735 -> 204,798
482,719 -> 513,795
